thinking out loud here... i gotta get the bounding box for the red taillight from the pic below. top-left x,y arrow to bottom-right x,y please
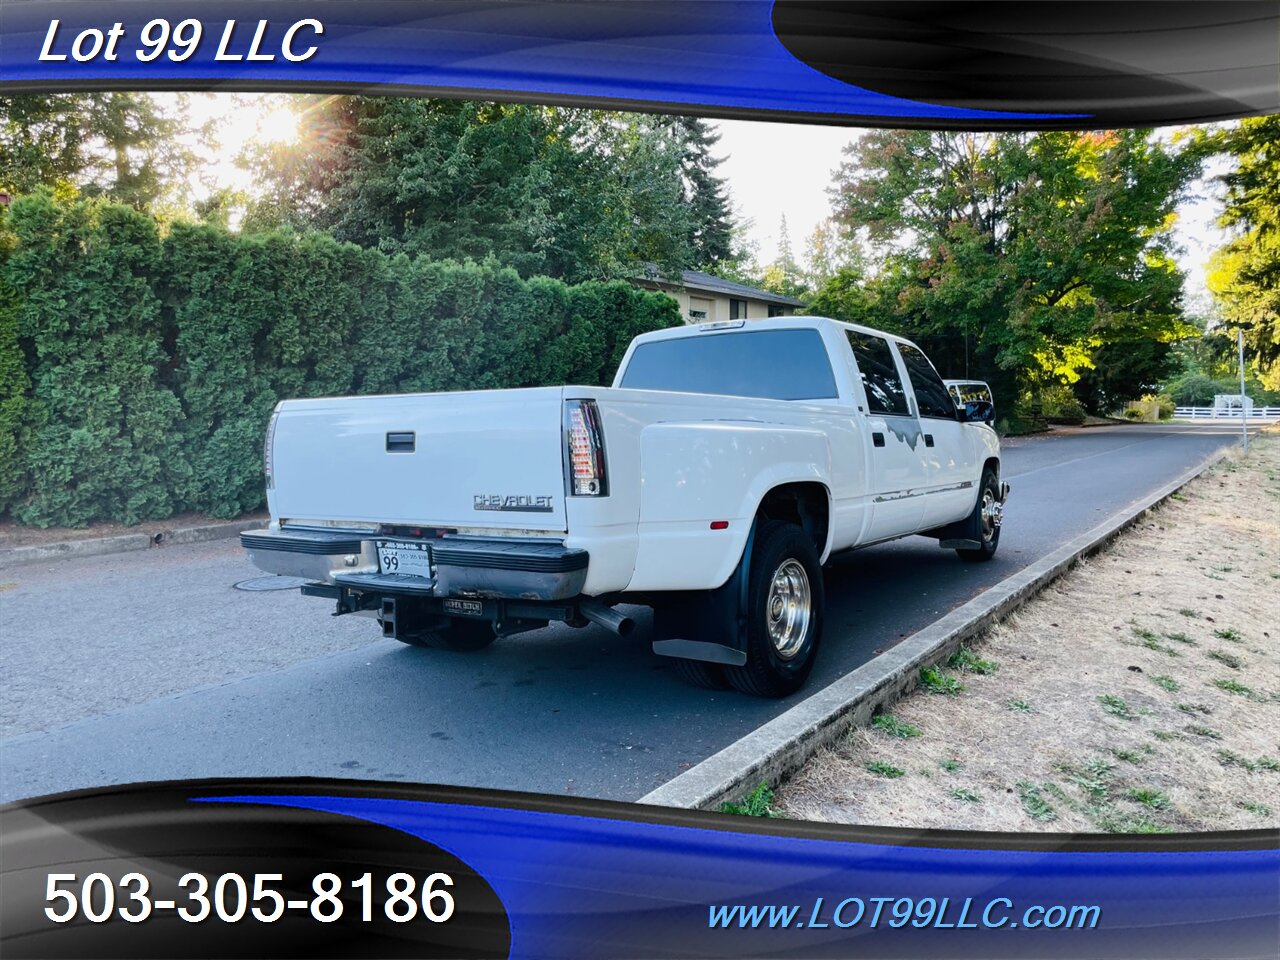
564,399 -> 608,497
263,407 -> 280,490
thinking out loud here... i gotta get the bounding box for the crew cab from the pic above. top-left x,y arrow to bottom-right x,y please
242,317 -> 1008,697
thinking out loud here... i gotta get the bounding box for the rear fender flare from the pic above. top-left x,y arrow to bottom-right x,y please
637,421 -> 832,588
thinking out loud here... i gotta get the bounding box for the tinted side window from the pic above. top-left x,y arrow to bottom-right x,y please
846,331 -> 909,416
620,329 -> 837,401
897,342 -> 957,419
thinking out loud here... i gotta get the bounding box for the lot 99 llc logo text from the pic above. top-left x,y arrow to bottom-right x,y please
38,18 -> 324,64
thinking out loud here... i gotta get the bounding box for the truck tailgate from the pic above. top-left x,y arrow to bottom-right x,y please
270,387 -> 568,531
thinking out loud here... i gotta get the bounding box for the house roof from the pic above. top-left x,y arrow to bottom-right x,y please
637,268 -> 806,307
681,270 -> 805,306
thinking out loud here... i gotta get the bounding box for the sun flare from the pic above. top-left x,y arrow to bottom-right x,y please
257,106 -> 300,145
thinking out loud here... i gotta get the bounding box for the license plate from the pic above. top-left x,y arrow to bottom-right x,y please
376,540 -> 433,578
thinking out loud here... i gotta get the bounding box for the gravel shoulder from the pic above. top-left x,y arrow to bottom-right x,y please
779,430 -> 1280,833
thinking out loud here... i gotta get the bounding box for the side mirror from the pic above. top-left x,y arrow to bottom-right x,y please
958,399 -> 994,423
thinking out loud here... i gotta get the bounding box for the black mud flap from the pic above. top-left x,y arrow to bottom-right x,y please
925,512 -> 973,547
651,521 -> 755,667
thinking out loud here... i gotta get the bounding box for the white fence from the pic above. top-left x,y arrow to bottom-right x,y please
1174,406 -> 1280,421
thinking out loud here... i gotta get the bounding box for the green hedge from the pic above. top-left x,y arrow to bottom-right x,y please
1,194 -> 681,526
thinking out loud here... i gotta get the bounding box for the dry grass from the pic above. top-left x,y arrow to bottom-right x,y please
779,430 -> 1280,833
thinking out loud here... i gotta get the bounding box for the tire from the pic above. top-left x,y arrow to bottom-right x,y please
396,618 -> 497,652
957,466 -> 1002,563
672,657 -> 731,690
724,520 -> 824,698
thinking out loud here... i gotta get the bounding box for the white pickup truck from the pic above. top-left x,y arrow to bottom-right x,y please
243,317 -> 1008,697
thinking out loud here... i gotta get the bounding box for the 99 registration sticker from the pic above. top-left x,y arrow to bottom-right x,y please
377,540 -> 433,578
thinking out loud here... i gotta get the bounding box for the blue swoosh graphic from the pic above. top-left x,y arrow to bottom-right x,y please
198,794 -> 1278,959
2,1 -> 1083,121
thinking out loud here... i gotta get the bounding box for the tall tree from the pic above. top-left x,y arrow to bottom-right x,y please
762,214 -> 807,297
827,129 -> 1200,411
0,94 -> 91,196
662,117 -> 735,269
804,217 -> 865,288
1203,115 -> 1280,389
0,93 -> 195,209
242,97 -> 716,283
602,112 -> 701,279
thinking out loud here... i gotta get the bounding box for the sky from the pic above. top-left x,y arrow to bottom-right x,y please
180,94 -> 1231,306
713,118 -> 856,264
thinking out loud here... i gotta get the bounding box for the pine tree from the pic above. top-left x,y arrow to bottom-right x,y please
762,214 -> 807,298
668,117 -> 735,269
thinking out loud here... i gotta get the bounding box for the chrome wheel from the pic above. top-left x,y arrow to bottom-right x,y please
766,559 -> 812,660
980,489 -> 1001,542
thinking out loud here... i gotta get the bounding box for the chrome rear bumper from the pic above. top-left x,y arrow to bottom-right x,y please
240,527 -> 588,601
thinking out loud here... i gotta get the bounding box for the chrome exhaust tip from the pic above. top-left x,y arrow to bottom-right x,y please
580,601 -> 635,638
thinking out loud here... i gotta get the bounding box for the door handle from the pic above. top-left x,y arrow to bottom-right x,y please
872,432 -> 885,447
386,431 -> 416,453
924,434 -> 934,447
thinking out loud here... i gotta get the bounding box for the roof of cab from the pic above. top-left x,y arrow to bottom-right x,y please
630,315 -> 916,346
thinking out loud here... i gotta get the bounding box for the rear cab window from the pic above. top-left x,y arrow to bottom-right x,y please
619,328 -> 838,401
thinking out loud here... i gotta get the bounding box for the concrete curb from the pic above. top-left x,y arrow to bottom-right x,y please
639,444 -> 1235,810
0,518 -> 267,570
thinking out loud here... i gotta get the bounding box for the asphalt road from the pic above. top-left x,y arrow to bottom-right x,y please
0,423 -> 1256,804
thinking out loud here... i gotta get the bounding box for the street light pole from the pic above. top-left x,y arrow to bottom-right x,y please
1238,328 -> 1249,454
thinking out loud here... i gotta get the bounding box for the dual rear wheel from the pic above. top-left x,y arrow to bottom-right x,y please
674,470 -> 1002,696
674,520 -> 824,699
386,520 -> 824,700
956,467 -> 1002,562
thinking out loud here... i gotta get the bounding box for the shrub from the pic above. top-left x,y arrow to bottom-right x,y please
162,226 -> 382,516
1165,371 -> 1277,407
4,194 -> 187,527
1165,373 -> 1219,407
2,195 -> 683,525
0,210 -> 34,514
1141,392 -> 1175,420
1039,385 -> 1087,425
